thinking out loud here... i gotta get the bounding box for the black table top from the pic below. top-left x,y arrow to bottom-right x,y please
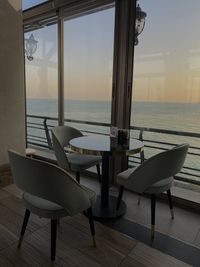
69,135 -> 144,156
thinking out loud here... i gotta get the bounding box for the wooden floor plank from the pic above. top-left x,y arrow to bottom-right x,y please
2,185 -> 23,199
25,224 -> 104,267
0,189 -> 12,200
25,223 -> 73,260
118,256 -> 147,267
0,201 -> 45,239
0,195 -> 48,228
0,254 -> 14,267
0,241 -> 53,267
49,246 -> 104,267
0,224 -> 17,251
26,220 -> 125,267
79,240 -> 125,267
63,215 -> 137,256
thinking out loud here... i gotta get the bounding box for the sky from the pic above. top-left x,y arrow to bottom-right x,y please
25,7 -> 114,102
25,0 -> 200,103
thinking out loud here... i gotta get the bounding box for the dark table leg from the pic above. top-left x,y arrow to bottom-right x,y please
101,154 -> 110,208
92,154 -> 126,219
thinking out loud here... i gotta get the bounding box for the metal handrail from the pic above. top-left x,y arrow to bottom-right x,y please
26,114 -> 200,186
131,125 -> 200,138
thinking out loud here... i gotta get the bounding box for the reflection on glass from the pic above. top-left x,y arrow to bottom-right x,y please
22,0 -> 48,10
131,0 -> 200,133
64,8 -> 115,134
25,24 -> 58,147
130,0 -> 200,184
25,24 -> 58,116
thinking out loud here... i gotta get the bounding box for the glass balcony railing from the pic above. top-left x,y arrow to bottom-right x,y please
26,114 -> 200,190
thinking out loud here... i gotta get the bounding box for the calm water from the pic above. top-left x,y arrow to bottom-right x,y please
27,99 -> 200,133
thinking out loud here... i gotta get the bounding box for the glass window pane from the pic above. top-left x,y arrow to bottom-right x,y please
132,0 -> 200,132
64,7 -> 115,135
25,24 -> 58,148
130,0 -> 200,186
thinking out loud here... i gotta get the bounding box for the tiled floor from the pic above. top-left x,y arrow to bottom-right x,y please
2,174 -> 200,266
0,184 -> 191,267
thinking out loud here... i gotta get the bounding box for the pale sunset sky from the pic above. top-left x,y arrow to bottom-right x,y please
24,0 -> 200,103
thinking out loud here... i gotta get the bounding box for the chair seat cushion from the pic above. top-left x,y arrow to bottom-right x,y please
117,167 -> 173,194
23,192 -> 69,219
68,153 -> 101,172
145,177 -> 173,194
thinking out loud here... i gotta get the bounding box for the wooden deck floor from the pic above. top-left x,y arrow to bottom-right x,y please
0,185 -> 191,267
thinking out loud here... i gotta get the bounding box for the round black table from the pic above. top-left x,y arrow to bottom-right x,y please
69,135 -> 144,219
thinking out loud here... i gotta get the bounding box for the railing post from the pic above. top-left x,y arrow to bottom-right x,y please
139,129 -> 145,163
44,118 -> 53,149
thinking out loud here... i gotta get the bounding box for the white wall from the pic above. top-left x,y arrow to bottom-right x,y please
0,0 -> 25,165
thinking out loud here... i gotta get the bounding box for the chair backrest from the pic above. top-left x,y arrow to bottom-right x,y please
8,150 -> 91,216
51,126 -> 83,170
125,144 -> 189,193
52,126 -> 83,147
52,130 -> 70,170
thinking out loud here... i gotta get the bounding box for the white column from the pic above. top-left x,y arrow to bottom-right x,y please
0,0 -> 25,165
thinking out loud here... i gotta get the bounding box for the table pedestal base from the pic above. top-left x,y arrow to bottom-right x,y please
92,195 -> 126,219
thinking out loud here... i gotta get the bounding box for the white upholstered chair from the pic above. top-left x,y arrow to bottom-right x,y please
52,126 -> 101,183
8,150 -> 96,261
116,144 -> 189,239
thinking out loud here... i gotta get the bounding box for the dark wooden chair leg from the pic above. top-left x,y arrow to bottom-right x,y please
76,172 -> 80,183
140,150 -> 145,163
51,219 -> 57,261
151,194 -> 156,240
116,186 -> 124,210
96,164 -> 101,183
87,207 -> 96,247
18,209 -> 30,248
167,189 -> 174,219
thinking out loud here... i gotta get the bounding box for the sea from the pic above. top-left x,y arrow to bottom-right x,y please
27,99 -> 200,177
27,99 -> 200,131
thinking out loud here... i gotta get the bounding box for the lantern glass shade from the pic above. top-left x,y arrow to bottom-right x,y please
135,4 -> 147,45
25,34 -> 38,60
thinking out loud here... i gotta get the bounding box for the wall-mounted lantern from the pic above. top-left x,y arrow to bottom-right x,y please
25,34 -> 38,61
135,0 -> 147,45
